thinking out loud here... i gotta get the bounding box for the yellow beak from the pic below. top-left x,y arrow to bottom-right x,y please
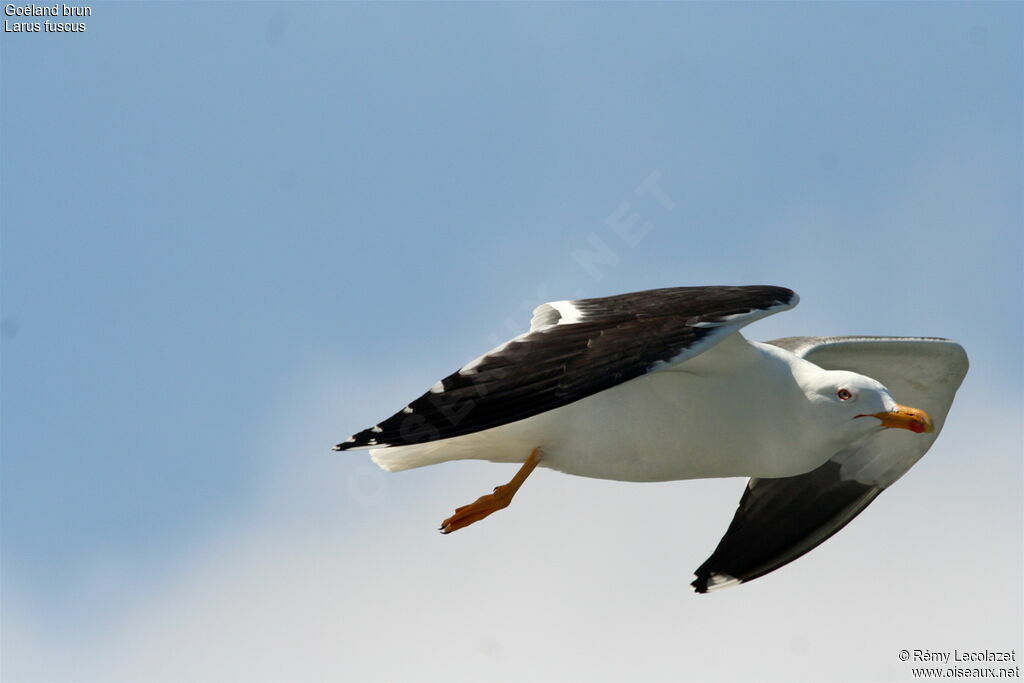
859,403 -> 934,434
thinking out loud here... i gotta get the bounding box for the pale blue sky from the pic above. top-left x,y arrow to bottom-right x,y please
3,3 -> 1021,681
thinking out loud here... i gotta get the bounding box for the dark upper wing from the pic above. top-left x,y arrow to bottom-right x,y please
335,285 -> 797,450
692,336 -> 969,593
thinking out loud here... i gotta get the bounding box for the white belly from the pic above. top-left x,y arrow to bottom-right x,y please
370,339 -> 832,482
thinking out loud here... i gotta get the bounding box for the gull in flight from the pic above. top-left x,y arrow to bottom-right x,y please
335,286 -> 968,591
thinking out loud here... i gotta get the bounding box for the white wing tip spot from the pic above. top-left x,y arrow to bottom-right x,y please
704,573 -> 741,592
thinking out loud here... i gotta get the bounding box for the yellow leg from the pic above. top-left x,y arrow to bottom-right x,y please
439,448 -> 542,534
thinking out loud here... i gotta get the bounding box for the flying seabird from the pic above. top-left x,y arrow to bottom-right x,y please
334,286 -> 968,591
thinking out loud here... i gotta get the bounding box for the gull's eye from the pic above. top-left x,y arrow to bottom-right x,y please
837,388 -> 853,401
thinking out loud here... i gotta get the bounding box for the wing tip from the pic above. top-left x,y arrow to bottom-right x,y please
691,571 -> 742,594
333,430 -> 382,451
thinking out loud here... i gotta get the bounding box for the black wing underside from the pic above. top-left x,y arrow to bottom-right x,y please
335,286 -> 795,450
691,463 -> 882,593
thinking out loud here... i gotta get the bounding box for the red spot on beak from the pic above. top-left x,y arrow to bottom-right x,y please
865,404 -> 935,433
